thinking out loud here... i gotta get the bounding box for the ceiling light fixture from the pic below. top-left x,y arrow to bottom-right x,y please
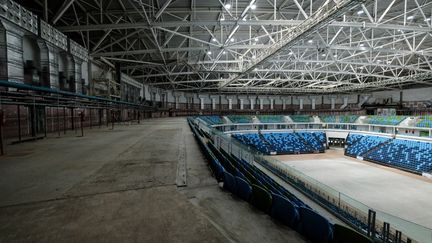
251,4 -> 256,10
225,3 -> 231,9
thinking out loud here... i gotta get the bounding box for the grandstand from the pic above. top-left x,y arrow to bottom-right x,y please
2,0 -> 432,243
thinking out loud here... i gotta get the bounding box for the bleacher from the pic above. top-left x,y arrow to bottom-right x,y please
365,139 -> 432,173
417,116 -> 432,128
345,134 -> 390,157
233,132 -> 327,155
296,132 -> 326,151
200,115 -> 224,125
227,115 -> 253,123
232,133 -> 272,154
263,133 -> 312,154
339,115 -> 358,123
188,119 -> 374,243
320,115 -> 336,123
257,115 -> 285,123
289,115 -> 311,123
367,116 -> 406,125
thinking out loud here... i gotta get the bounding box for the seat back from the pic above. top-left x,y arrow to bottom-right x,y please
223,171 -> 236,193
270,194 -> 300,228
250,184 -> 272,213
234,176 -> 252,201
298,207 -> 333,243
332,224 -> 373,243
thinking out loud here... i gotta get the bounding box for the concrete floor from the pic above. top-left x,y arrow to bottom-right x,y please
0,117 -> 308,243
275,150 -> 432,243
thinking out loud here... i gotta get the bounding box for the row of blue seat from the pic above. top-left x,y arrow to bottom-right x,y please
188,119 -> 374,243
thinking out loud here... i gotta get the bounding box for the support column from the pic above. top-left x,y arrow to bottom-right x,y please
0,21 -> 25,83
240,99 -> 244,110
270,98 -> 274,110
200,97 -> 205,110
212,98 -> 216,110
331,97 -> 336,110
37,40 -> 60,89
250,97 -> 255,110
311,97 -> 316,110
299,98 -> 304,110
260,98 -> 264,110
228,98 -> 233,110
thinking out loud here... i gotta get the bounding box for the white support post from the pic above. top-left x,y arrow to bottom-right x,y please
200,97 -> 205,110
299,98 -> 304,110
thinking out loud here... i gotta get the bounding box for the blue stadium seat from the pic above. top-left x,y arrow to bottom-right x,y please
250,184 -> 273,213
270,194 -> 300,228
234,176 -> 253,201
223,171 -> 237,193
298,207 -> 333,243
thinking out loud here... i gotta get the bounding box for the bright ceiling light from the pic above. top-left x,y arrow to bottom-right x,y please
424,18 -> 431,22
222,51 -> 226,54
357,10 -> 364,15
333,54 -> 337,58
254,37 -> 259,42
251,4 -> 256,10
321,54 -> 326,57
212,38 -> 217,42
360,43 -> 364,47
230,37 -> 235,42
288,51 -> 294,55
225,3 -> 231,9
207,51 -> 212,55
252,55 -> 256,59
253,68 -> 258,71
407,15 -> 414,20
308,39 -> 313,43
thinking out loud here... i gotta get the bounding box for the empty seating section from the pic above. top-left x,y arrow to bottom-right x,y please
227,115 -> 253,123
417,116 -> 432,128
233,132 -> 327,154
296,132 -> 325,151
367,115 -> 406,125
346,133 -> 364,145
345,134 -> 390,157
232,133 -> 271,154
366,139 -> 432,173
200,115 -> 224,125
320,115 -> 336,123
290,115 -> 311,123
298,207 -> 334,243
339,115 -> 358,123
263,133 -> 312,154
257,115 -> 285,123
